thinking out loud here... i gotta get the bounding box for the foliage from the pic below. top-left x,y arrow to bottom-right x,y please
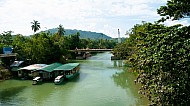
112,1 -> 190,105
12,34 -> 28,59
116,22 -> 190,105
157,0 -> 190,22
0,28 -> 116,64
31,20 -> 40,33
0,23 -> 116,78
0,31 -> 13,47
57,24 -> 65,38
112,43 -> 129,59
69,32 -> 80,50
0,67 -> 11,80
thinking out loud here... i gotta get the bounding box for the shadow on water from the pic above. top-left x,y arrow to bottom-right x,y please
0,86 -> 26,102
112,61 -> 149,106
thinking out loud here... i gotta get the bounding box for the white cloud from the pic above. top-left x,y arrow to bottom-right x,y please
164,19 -> 190,26
0,0 -> 177,38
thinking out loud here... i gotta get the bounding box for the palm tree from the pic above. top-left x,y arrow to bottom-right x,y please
57,24 -> 65,37
31,20 -> 40,33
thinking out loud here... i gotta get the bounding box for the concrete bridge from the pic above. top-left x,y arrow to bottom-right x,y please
69,48 -> 113,59
69,49 -> 113,52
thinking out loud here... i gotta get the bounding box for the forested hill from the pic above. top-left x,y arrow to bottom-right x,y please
46,28 -> 112,40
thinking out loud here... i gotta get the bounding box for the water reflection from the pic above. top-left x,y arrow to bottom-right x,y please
0,86 -> 26,100
0,86 -> 26,105
112,61 -> 149,105
112,60 -> 123,67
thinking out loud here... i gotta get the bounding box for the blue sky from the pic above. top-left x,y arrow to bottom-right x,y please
0,0 -> 189,38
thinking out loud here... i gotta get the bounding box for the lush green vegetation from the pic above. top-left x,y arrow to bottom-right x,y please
0,20 -> 116,80
158,0 -> 190,22
0,67 -> 11,80
113,0 -> 190,105
0,27 -> 116,65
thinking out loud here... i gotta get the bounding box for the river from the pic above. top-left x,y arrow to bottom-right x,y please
0,52 -> 148,106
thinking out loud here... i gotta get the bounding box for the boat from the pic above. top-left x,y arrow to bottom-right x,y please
32,76 -> 42,85
54,75 -> 64,85
54,63 -> 80,80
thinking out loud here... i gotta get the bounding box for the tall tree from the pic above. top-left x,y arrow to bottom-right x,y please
31,20 -> 40,33
12,34 -> 26,59
157,0 -> 190,22
57,24 -> 65,37
69,32 -> 80,50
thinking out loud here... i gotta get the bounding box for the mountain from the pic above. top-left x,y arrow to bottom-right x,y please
46,28 -> 112,40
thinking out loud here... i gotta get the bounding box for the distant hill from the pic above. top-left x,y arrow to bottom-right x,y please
46,28 -> 112,40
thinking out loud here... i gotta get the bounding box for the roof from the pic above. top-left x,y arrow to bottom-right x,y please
55,75 -> 64,80
54,63 -> 79,71
37,63 -> 62,72
18,64 -> 47,71
33,77 -> 41,81
0,53 -> 17,57
10,61 -> 24,67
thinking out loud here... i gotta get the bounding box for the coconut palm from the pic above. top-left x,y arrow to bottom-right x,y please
31,20 -> 40,33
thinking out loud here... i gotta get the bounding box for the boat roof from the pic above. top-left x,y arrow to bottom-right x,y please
33,76 -> 41,80
18,64 -> 47,71
37,63 -> 62,72
54,63 -> 79,71
55,75 -> 63,79
10,61 -> 24,67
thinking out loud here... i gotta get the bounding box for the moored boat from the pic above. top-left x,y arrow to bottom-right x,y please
54,63 -> 80,80
32,76 -> 42,85
54,75 -> 64,85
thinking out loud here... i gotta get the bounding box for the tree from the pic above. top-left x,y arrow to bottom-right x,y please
118,22 -> 190,105
69,32 -> 80,50
157,0 -> 190,22
30,32 -> 62,64
31,20 -> 40,33
12,34 -> 27,60
0,31 -> 13,46
57,24 -> 65,37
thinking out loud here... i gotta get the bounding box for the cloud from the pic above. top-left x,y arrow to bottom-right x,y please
164,19 -> 190,26
0,0 -> 172,37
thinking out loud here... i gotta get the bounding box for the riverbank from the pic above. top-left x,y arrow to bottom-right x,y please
0,66 -> 12,81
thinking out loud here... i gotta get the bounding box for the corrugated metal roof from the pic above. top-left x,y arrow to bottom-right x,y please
10,61 -> 24,67
18,64 -> 47,71
54,63 -> 79,71
38,63 -> 62,72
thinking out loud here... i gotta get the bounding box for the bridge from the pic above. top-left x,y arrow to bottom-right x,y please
69,49 -> 113,52
69,49 -> 113,59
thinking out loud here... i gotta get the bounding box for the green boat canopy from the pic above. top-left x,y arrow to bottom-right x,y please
54,63 -> 79,71
37,63 -> 62,72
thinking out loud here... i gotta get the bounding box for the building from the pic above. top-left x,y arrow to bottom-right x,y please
18,64 -> 47,79
32,63 -> 62,80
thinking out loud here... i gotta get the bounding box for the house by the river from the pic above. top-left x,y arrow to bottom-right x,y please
32,63 -> 62,80
18,64 -> 47,79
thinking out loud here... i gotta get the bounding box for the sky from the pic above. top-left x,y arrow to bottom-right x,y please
0,0 -> 189,38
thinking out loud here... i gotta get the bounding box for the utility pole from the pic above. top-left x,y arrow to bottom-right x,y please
118,29 -> 121,43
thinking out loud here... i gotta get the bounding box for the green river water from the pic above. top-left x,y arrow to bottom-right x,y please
0,52 -> 148,106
